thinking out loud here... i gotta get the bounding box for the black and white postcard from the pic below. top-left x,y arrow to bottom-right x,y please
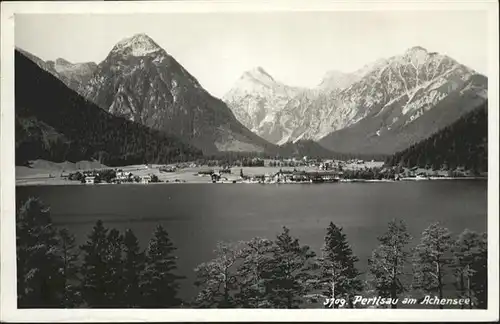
1,0 -> 498,322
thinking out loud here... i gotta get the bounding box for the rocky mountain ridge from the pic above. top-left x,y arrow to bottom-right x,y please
224,46 -> 487,155
80,33 -> 274,154
18,39 -> 487,158
16,47 -> 97,94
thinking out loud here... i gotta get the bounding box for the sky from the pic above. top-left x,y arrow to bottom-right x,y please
15,10 -> 490,98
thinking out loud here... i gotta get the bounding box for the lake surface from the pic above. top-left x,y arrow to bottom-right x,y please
16,181 -> 487,301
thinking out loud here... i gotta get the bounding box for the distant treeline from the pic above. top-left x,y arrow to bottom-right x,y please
202,149 -> 388,165
15,50 -> 203,167
385,103 -> 487,173
17,197 -> 487,309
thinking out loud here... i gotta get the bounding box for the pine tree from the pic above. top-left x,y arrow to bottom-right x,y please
122,229 -> 145,307
451,229 -> 481,308
16,197 -> 65,307
193,241 -> 242,308
317,222 -> 363,308
57,228 -> 82,307
265,227 -> 316,308
234,238 -> 274,308
470,232 -> 488,309
412,222 -> 453,309
142,225 -> 184,307
385,103 -> 487,173
80,220 -> 109,307
103,228 -> 125,307
368,219 -> 412,308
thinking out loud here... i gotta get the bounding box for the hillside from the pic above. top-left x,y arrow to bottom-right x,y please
319,74 -> 487,155
277,140 -> 336,159
15,50 -> 203,166
385,101 -> 487,172
46,58 -> 97,94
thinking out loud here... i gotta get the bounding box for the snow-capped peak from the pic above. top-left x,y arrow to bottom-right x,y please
349,46 -> 432,79
111,33 -> 162,57
405,45 -> 428,55
243,66 -> 275,83
318,70 -> 358,90
351,58 -> 389,79
402,46 -> 429,66
55,58 -> 72,66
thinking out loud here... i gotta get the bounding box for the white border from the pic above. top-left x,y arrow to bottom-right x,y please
1,1 -> 499,322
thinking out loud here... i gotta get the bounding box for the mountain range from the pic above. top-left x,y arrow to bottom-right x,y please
224,47 -> 488,155
16,34 -> 488,164
17,34 -> 276,156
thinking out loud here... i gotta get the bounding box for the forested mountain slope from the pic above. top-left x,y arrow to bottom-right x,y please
15,50 -> 203,166
385,101 -> 487,172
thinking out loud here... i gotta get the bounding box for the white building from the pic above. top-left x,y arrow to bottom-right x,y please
85,176 -> 95,184
116,172 -> 132,181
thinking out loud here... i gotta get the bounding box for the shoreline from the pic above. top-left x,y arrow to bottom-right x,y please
16,160 -> 487,187
15,176 -> 488,187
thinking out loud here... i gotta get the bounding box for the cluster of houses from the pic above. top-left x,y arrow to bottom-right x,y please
112,171 -> 154,184
268,158 -> 351,171
72,170 -> 105,184
68,169 -> 157,185
268,158 -> 309,168
397,166 -> 479,180
197,168 -> 341,184
244,170 -> 341,184
346,159 -> 366,165
196,168 -> 231,183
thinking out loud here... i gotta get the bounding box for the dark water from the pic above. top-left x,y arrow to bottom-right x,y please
16,181 -> 487,301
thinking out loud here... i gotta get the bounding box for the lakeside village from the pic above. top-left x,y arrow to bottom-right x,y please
64,156 -> 482,185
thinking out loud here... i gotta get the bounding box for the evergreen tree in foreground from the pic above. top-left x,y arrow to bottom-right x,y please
235,238 -> 274,308
317,222 -> 362,308
142,225 -> 184,307
470,232 -> 488,309
193,241 -> 242,308
451,229 -> 480,308
103,228 -> 125,306
265,227 -> 316,308
451,229 -> 487,309
122,229 -> 146,307
412,222 -> 453,309
80,220 -> 110,307
57,228 -> 82,307
16,197 -> 65,307
368,219 -> 412,308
